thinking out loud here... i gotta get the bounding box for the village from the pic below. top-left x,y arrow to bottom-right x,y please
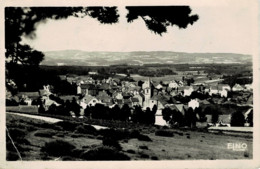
6,69 -> 253,128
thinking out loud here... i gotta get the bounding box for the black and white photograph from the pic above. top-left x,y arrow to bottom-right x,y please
1,0 -> 259,168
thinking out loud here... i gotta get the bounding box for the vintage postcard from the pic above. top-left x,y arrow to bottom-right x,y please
0,0 -> 259,168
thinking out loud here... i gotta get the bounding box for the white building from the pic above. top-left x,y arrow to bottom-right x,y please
188,99 -> 199,110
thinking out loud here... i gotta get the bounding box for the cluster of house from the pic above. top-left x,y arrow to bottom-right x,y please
7,74 -> 253,124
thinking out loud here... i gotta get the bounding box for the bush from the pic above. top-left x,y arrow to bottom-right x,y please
71,133 -> 82,138
231,111 -> 245,126
99,128 -> 129,140
41,140 -> 76,157
102,138 -> 122,150
55,121 -> 79,131
139,145 -> 148,150
38,123 -> 58,130
80,146 -> 130,160
83,124 -> 98,135
6,151 -> 20,161
140,153 -> 149,159
244,151 -> 249,158
7,128 -> 26,139
126,149 -> 135,154
151,156 -> 159,160
129,130 -> 140,138
155,130 -> 174,137
34,130 -> 54,138
71,149 -> 85,158
137,134 -> 152,142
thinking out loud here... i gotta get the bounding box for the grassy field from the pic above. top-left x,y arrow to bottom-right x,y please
6,113 -> 252,161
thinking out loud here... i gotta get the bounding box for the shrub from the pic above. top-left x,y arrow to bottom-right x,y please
15,138 -> 31,145
7,128 -> 26,139
155,130 -> 174,137
38,122 -> 60,130
6,151 -> 20,161
25,125 -> 36,132
83,124 -> 98,135
34,130 -> 54,138
80,146 -> 130,160
139,145 -> 148,150
129,129 -> 140,138
99,128 -> 129,140
231,111 -> 245,126
140,153 -> 149,159
71,133 -> 82,138
151,156 -> 159,160
102,138 -> 122,150
41,140 -> 76,157
244,151 -> 249,158
71,149 -> 85,158
137,134 -> 152,142
55,121 -> 79,131
126,149 -> 135,154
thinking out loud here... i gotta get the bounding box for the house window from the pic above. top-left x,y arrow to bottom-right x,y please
93,100 -> 96,103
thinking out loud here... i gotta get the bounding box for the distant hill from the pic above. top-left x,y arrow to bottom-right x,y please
42,50 -> 252,66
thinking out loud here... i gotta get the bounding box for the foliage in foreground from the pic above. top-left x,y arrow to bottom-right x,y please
80,146 -> 130,161
41,140 -> 76,157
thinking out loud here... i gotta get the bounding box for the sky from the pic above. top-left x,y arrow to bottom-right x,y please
21,3 -> 256,55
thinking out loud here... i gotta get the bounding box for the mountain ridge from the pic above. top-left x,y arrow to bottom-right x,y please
42,50 -> 252,66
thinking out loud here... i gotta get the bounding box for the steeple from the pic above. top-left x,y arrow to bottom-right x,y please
147,77 -> 151,88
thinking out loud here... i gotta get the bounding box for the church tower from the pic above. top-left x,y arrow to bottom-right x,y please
144,77 -> 151,108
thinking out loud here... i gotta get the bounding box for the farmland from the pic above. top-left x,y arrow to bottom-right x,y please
6,113 -> 252,161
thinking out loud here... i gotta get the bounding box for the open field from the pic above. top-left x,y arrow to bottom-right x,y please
130,74 -> 184,82
6,113 -> 252,160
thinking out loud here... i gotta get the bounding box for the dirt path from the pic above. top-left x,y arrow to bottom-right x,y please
7,112 -> 63,123
6,112 -> 108,130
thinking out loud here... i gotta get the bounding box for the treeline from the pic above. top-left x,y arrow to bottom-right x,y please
162,106 -> 253,127
6,64 -> 60,93
39,97 -> 158,125
162,107 -> 207,128
40,65 -> 178,77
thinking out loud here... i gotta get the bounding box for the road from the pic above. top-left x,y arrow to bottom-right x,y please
7,112 -> 63,123
6,112 -> 108,130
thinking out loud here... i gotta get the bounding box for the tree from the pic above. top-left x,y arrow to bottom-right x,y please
224,75 -> 238,91
171,109 -> 184,127
6,6 -> 198,66
111,104 -> 120,120
162,107 -> 172,123
195,107 -> 207,122
6,6 -> 199,92
137,80 -> 144,87
121,104 -> 131,121
70,97 -> 81,117
126,6 -> 199,35
5,7 -> 120,89
144,107 -> 152,124
134,105 -> 144,123
231,111 -> 245,127
211,108 -> 219,124
185,107 -> 194,128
